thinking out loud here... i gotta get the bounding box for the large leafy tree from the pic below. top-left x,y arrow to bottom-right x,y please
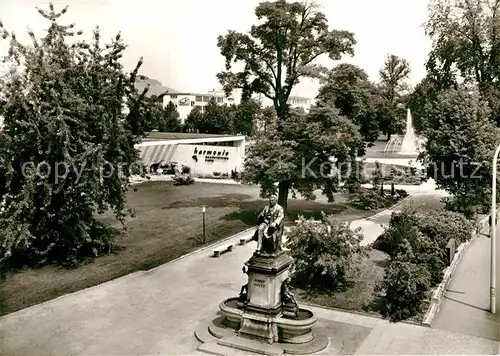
243,103 -> 363,213
218,0 -> 355,120
217,0 -> 355,210
317,63 -> 379,152
406,75 -> 439,133
233,99 -> 261,136
426,0 -> 500,123
377,54 -> 411,140
419,87 -> 500,217
0,4 -> 151,266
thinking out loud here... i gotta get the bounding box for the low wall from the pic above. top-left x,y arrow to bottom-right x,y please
421,215 -> 489,326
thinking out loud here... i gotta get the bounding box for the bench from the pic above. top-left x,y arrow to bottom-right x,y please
213,243 -> 234,257
239,235 -> 255,245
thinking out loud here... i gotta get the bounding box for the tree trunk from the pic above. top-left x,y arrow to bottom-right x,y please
278,181 -> 290,216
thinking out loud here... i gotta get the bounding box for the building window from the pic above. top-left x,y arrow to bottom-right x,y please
195,96 -> 202,101
216,97 -> 223,103
203,96 -> 210,102
170,95 -> 177,99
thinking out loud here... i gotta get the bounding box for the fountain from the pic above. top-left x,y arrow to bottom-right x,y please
195,203 -> 332,355
383,109 -> 424,155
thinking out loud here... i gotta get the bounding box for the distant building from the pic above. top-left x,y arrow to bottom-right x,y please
163,90 -> 237,123
287,95 -> 315,112
136,132 -> 246,176
134,78 -> 239,124
256,94 -> 315,112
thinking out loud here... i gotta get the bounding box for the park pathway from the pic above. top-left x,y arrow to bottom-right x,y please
432,231 -> 500,341
1,228 -> 497,355
1,191 -> 498,355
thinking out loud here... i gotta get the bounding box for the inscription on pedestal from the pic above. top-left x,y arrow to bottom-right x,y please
253,279 -> 266,288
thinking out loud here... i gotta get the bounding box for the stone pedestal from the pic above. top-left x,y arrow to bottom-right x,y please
196,248 -> 330,355
245,252 -> 293,311
237,251 -> 293,342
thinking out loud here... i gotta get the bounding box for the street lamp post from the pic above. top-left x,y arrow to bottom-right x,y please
202,206 -> 206,244
490,144 -> 500,314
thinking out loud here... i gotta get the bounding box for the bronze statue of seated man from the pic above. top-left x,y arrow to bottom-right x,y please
253,195 -> 284,255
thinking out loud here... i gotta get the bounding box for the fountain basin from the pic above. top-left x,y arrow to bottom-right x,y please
220,298 -> 243,329
219,297 -> 317,344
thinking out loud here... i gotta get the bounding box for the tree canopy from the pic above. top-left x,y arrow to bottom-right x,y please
158,101 -> 182,132
377,54 -> 411,140
217,0 -> 355,121
419,87 -> 500,217
0,4 -> 151,266
243,102 -> 363,213
426,0 -> 500,123
317,63 -> 379,152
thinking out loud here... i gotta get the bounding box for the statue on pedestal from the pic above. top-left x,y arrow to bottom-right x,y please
281,277 -> 299,319
238,266 -> 249,304
253,195 -> 284,255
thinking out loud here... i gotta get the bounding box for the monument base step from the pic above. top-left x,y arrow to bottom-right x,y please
197,340 -> 257,355
218,335 -> 284,356
197,322 -> 335,355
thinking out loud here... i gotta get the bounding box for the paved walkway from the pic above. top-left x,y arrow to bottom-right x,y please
352,192 -> 448,246
1,197 -> 499,355
433,231 -> 500,341
1,235 -> 498,355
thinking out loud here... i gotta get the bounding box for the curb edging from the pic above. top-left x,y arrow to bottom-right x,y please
421,215 -> 489,326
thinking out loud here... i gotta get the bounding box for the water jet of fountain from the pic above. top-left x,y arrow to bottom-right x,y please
399,108 -> 418,155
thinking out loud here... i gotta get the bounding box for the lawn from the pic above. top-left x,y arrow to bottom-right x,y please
295,192 -> 445,320
0,181 -> 383,316
295,248 -> 389,313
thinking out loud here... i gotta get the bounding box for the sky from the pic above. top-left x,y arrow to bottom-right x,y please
0,0 -> 432,98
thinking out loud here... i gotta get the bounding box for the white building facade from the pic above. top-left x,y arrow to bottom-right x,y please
256,95 -> 315,112
135,135 -> 246,176
287,96 -> 315,112
164,90 -> 237,123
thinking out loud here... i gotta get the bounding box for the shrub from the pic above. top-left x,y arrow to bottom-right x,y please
230,168 -> 241,180
443,195 -> 484,219
373,210 -> 420,254
414,209 -> 474,246
395,189 -> 409,198
374,208 -> 455,285
180,165 -> 191,174
173,164 -> 194,185
373,208 -> 475,321
173,174 -> 194,185
286,213 -> 364,291
349,189 -> 404,210
379,261 -> 432,322
375,208 -> 473,255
